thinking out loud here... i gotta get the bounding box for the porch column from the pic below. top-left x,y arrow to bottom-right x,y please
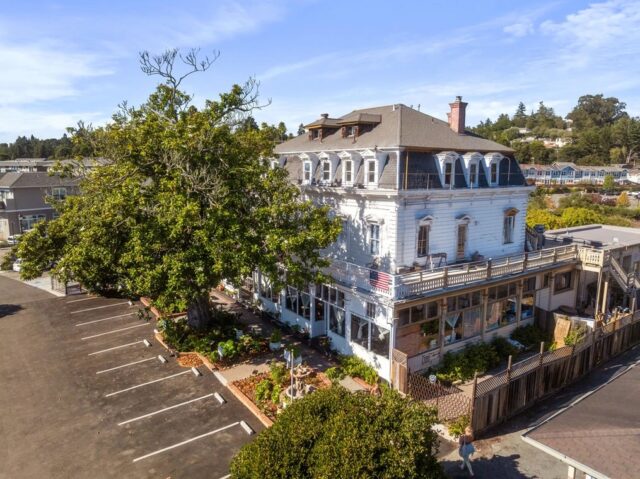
516,282 -> 523,326
481,290 -> 488,341
601,273 -> 610,315
439,298 -> 448,356
594,270 -> 603,315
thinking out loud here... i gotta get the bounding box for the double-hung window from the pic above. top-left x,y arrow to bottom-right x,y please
303,162 -> 311,183
366,159 -> 377,185
444,162 -> 453,187
417,224 -> 430,257
344,160 -> 353,185
52,187 -> 67,201
322,161 -> 331,182
490,163 -> 498,184
369,223 -> 380,255
503,213 -> 515,244
469,163 -> 477,186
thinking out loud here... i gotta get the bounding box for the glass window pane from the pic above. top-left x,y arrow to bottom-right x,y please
370,323 -> 390,356
350,314 -> 369,348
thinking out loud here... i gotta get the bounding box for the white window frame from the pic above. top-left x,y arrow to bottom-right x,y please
321,160 -> 331,183
366,159 -> 377,186
369,223 -> 381,256
303,161 -> 312,184
468,162 -> 478,187
503,208 -> 518,244
490,162 -> 499,184
343,159 -> 353,186
52,187 -> 67,201
416,215 -> 433,258
443,161 -> 453,188
270,160 -> 279,170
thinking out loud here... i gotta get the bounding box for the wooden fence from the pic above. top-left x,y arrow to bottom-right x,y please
470,312 -> 640,434
408,372 -> 471,422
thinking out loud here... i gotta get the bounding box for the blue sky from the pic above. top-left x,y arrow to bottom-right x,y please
1,0 -> 639,142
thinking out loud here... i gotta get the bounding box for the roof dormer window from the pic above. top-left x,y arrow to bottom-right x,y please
310,129 -> 320,140
490,162 -> 498,184
321,160 -> 331,183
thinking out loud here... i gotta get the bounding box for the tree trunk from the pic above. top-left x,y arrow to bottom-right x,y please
186,294 -> 213,331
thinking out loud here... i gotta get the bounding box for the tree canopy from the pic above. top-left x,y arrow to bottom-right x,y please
15,49 -> 340,327
470,94 -> 640,166
229,387 -> 444,479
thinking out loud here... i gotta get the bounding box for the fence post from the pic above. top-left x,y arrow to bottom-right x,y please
535,341 -> 545,399
506,355 -> 513,383
487,259 -> 492,279
469,371 -> 478,429
443,267 -> 448,288
523,252 -> 528,271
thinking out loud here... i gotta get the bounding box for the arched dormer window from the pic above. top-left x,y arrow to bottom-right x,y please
302,160 -> 312,184
503,208 -> 518,244
416,215 -> 434,258
321,160 -> 332,183
484,153 -> 503,186
437,152 -> 459,189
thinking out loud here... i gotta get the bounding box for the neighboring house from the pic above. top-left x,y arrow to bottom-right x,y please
0,157 -> 107,173
0,172 -> 79,241
522,162 -> 629,185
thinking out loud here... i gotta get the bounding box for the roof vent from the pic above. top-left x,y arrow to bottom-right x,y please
320,113 -> 329,118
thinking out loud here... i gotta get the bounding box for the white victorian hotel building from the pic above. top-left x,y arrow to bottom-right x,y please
256,97 -> 580,390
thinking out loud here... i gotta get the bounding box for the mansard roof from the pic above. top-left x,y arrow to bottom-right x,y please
276,104 -> 513,154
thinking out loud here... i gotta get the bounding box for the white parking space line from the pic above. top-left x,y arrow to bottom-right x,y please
105,370 -> 191,397
118,393 -> 215,425
70,302 -> 130,314
81,323 -> 149,340
75,312 -> 137,327
96,357 -> 156,375
132,422 -> 240,463
66,296 -> 96,304
88,340 -> 145,356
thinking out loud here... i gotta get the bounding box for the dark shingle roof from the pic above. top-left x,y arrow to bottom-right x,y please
524,359 -> 640,479
276,104 -> 512,154
0,172 -> 79,188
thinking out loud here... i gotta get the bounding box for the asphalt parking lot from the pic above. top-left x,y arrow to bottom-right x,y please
0,275 -> 261,479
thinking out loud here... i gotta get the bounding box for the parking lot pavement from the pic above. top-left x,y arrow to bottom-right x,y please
0,277 -> 262,479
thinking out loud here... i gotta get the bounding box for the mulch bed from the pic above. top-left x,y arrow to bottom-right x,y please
233,370 -> 333,421
176,352 -> 204,368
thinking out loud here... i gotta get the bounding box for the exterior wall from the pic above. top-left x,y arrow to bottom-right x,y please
395,188 -> 530,269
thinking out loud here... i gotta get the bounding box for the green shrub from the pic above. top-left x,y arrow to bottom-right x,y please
218,339 -> 237,359
339,355 -> 378,385
437,342 -> 501,382
255,379 -> 273,404
271,384 -> 282,404
269,361 -> 288,385
325,366 -> 345,382
511,324 -> 546,349
270,329 -> 282,343
491,337 -> 520,359
564,325 -> 587,346
230,387 -> 444,478
447,415 -> 470,439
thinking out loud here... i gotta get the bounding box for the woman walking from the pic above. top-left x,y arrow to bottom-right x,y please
458,426 -> 475,476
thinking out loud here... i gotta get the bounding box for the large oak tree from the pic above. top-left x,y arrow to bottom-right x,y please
16,49 -> 340,328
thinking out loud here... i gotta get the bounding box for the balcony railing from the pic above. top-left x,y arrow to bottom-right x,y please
325,244 -> 580,301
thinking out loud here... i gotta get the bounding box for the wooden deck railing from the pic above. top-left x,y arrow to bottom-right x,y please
326,244 -> 580,300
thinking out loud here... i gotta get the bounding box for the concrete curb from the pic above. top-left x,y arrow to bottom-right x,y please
227,382 -> 274,428
144,296 -> 274,430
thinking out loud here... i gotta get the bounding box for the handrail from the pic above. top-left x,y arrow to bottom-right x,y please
326,244 -> 579,300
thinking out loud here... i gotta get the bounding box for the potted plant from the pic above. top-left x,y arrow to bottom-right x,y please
269,329 -> 282,351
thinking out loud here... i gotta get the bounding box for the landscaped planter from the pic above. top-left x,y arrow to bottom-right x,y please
269,330 -> 282,351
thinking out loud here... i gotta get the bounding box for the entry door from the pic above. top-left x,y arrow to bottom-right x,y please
456,224 -> 467,261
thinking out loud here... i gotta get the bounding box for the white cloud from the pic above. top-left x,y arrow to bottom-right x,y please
0,39 -> 112,106
503,21 -> 534,37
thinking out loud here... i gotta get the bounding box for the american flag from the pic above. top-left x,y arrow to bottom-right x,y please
369,270 -> 391,292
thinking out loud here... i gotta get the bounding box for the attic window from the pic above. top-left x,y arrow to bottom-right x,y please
347,125 -> 357,137
310,129 -> 320,140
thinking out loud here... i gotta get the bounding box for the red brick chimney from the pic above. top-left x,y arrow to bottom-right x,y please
448,96 -> 468,134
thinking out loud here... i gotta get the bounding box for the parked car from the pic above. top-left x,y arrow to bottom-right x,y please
12,258 -> 22,272
7,234 -> 22,245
